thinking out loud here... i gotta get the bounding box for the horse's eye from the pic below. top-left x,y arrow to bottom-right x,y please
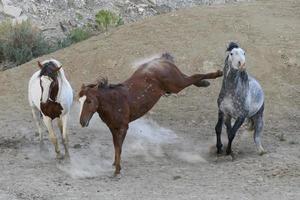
86,99 -> 91,104
230,53 -> 233,56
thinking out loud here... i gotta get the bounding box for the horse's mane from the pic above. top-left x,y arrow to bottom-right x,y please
226,42 -> 239,52
161,52 -> 174,63
86,77 -> 123,89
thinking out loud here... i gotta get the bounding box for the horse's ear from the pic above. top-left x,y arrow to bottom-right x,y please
54,66 -> 62,72
81,84 -> 86,90
38,61 -> 43,69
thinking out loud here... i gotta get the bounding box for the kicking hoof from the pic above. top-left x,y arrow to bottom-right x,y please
216,70 -> 223,77
194,80 -> 210,87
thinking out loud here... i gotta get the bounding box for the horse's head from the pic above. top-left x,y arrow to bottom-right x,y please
38,60 -> 61,102
226,42 -> 246,71
78,83 -> 100,127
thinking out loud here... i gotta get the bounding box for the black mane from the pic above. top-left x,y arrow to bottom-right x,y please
86,77 -> 123,89
161,52 -> 175,63
226,42 -> 239,52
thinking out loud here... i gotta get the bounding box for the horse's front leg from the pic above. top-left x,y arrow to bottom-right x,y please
43,116 -> 62,159
111,126 -> 128,176
59,115 -> 70,159
226,117 -> 245,155
31,107 -> 44,149
215,110 -> 224,154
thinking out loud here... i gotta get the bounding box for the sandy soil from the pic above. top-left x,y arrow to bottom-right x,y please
0,0 -> 299,199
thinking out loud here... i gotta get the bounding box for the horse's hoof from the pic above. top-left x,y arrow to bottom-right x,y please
217,70 -> 223,77
226,149 -> 232,155
258,149 -> 266,156
112,173 -> 122,180
195,80 -> 210,87
64,153 -> 71,161
230,153 -> 236,161
217,148 -> 223,155
56,153 -> 64,160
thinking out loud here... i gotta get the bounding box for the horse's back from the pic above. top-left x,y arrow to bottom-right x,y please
247,76 -> 264,117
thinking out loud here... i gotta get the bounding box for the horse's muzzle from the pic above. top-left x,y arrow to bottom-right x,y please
80,119 -> 90,127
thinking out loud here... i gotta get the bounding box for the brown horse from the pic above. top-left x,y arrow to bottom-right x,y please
79,53 -> 223,175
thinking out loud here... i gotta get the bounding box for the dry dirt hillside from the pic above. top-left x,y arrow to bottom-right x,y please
0,0 -> 299,199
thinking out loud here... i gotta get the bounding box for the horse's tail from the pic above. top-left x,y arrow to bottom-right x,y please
161,52 -> 174,63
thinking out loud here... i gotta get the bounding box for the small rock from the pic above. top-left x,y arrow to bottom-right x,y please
3,5 -> 22,18
73,144 -> 82,149
173,175 -> 181,180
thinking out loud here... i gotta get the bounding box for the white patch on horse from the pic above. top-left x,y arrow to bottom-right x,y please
79,95 -> 87,118
40,76 -> 53,103
220,96 -> 234,114
228,48 -> 245,70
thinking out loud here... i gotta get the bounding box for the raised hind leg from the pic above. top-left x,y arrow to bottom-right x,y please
59,115 -> 70,159
252,105 -> 265,155
43,116 -> 62,159
215,110 -> 224,154
163,70 -> 223,93
31,106 -> 44,148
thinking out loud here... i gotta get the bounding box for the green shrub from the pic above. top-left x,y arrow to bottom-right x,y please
0,20 -> 51,66
0,21 -> 93,69
95,10 -> 123,31
68,27 -> 90,43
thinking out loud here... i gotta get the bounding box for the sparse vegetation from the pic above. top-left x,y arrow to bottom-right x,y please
0,10 -> 124,70
95,10 -> 124,31
68,27 -> 90,43
0,20 -> 51,67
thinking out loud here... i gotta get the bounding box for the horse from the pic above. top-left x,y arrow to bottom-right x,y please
79,53 -> 223,175
215,42 -> 265,157
28,59 -> 73,159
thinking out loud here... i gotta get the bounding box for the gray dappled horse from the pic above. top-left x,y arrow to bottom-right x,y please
215,42 -> 265,157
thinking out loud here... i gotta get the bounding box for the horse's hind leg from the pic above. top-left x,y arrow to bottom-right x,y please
252,105 -> 265,155
59,115 -> 70,159
31,106 -> 44,148
215,111 -> 224,154
163,70 -> 223,93
43,116 -> 62,159
192,71 -> 223,87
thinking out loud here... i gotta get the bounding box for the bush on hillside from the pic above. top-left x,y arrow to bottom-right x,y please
68,27 -> 90,43
95,10 -> 124,31
0,20 -> 51,66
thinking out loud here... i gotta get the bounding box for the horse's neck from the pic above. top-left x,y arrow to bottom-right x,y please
96,88 -> 124,114
222,65 -> 249,96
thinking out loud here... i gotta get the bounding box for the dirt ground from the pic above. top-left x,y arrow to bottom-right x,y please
0,0 -> 299,199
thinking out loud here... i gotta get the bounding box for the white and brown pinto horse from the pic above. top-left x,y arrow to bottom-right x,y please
28,59 -> 73,159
